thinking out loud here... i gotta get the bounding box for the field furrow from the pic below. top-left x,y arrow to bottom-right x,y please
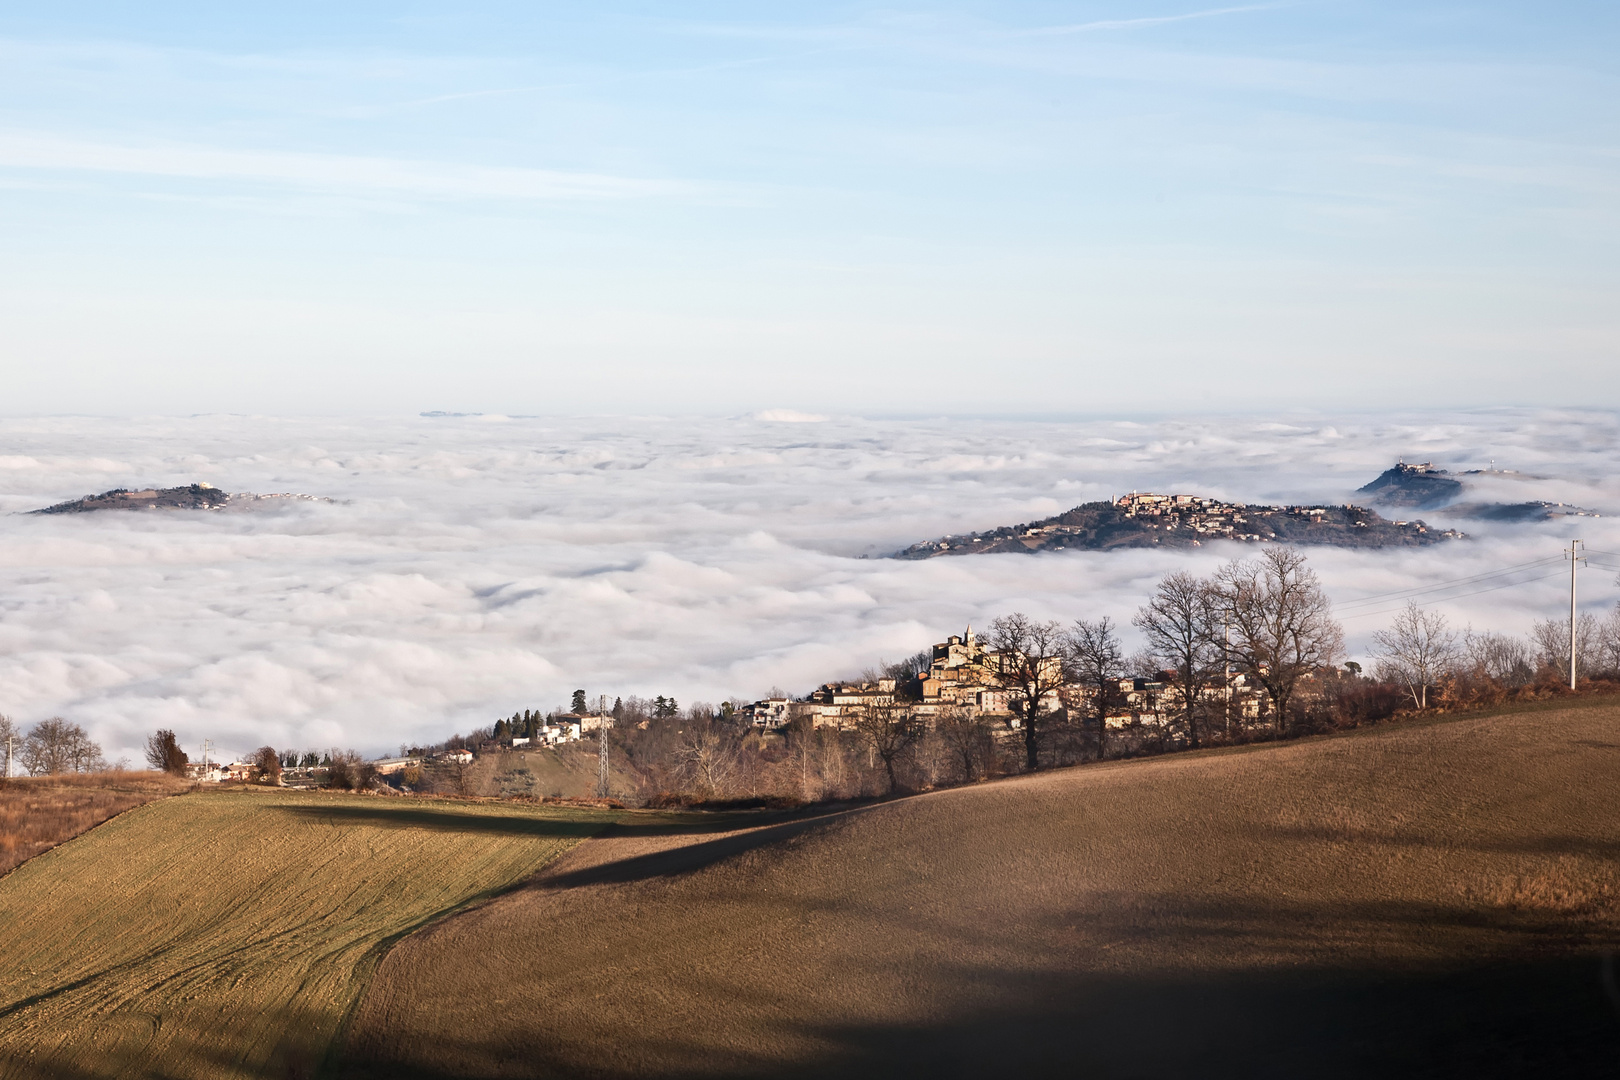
0,789 -> 612,1079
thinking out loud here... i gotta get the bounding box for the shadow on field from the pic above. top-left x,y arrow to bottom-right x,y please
274,803 -> 607,840
273,802 -> 794,841
0,1002 -> 336,1080
337,951 -> 1620,1079
537,811 -> 857,889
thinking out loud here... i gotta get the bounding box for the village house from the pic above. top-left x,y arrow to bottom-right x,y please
542,721 -> 583,745
741,697 -> 794,728
560,713 -> 613,734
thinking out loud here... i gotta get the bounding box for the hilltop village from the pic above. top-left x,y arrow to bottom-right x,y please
895,491 -> 1461,558
739,625 -> 1262,734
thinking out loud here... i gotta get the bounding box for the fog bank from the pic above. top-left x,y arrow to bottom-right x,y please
1,410 -> 1615,763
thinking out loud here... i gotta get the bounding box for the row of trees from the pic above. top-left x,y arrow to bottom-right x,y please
1,715 -> 108,777
1371,601 -> 1620,711
989,548 -> 1343,771
594,547 -> 1611,803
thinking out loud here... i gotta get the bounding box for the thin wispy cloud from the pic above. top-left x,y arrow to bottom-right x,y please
1016,3 -> 1294,38
0,130 -> 689,202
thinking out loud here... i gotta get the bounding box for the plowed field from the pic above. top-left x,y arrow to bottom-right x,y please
0,789 -> 622,1079
343,702 -> 1620,1079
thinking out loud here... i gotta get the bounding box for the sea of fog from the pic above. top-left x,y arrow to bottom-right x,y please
1,409 -> 1617,764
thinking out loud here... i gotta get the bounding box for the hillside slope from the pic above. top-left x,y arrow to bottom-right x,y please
344,703 -> 1620,1079
0,790 -> 618,1080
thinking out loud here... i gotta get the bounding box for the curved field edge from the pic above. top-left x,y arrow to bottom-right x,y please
0,789 -> 640,1080
0,772 -> 189,879
340,701 -> 1620,1079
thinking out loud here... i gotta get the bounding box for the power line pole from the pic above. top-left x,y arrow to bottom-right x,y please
597,714 -> 611,799
1568,539 -> 1586,690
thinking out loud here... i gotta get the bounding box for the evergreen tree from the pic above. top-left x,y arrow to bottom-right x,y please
571,689 -> 588,714
494,718 -> 510,739
612,697 -> 624,718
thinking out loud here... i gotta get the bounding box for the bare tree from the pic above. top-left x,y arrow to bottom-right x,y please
1066,617 -> 1125,760
987,613 -> 1068,773
1597,604 -> 1620,679
853,702 -> 923,794
22,718 -> 104,775
785,719 -> 825,801
937,707 -> 994,783
1372,602 -> 1459,710
1134,571 -> 1221,748
1462,629 -> 1534,687
325,750 -> 373,791
1531,613 -> 1599,684
1212,549 -> 1344,734
672,717 -> 743,799
144,729 -> 189,776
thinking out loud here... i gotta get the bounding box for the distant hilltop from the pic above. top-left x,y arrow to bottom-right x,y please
1355,462 -> 1463,509
31,484 -> 331,514
1356,460 -> 1599,520
894,492 -> 1459,558
893,458 -> 1600,558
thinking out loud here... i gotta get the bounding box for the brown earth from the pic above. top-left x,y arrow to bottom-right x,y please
342,702 -> 1620,1079
0,771 -> 187,876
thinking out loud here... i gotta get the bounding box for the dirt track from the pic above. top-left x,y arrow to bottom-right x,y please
343,704 -> 1620,1078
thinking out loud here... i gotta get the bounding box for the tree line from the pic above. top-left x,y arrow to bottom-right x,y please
510,548 -> 1618,806
0,715 -> 108,777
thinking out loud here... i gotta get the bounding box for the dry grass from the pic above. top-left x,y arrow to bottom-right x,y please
0,788 -> 666,1079
343,702 -> 1620,1079
0,771 -> 187,877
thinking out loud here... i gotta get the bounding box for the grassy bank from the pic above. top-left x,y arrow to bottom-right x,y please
0,771 -> 188,877
0,788 -> 630,1079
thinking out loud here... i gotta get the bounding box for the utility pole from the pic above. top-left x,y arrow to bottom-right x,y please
201,738 -> 214,779
1569,539 -> 1586,690
597,714 -> 611,799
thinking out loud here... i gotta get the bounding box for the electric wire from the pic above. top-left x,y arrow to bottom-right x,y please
1339,569 -> 1570,621
1333,556 -> 1566,611
1333,555 -> 1564,607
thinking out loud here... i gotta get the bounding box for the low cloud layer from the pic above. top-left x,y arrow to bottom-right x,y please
1,410 -> 1615,764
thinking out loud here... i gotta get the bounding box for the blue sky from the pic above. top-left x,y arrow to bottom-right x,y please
2,2 -> 1616,415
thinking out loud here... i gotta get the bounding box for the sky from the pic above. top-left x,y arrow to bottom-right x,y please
2,409 -> 1616,764
2,2 -> 1617,415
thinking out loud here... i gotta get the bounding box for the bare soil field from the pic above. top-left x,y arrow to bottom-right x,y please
0,771 -> 187,877
343,701 -> 1620,1079
0,788 -> 639,1079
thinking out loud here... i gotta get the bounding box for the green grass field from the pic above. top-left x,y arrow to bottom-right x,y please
0,788 -> 621,1079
